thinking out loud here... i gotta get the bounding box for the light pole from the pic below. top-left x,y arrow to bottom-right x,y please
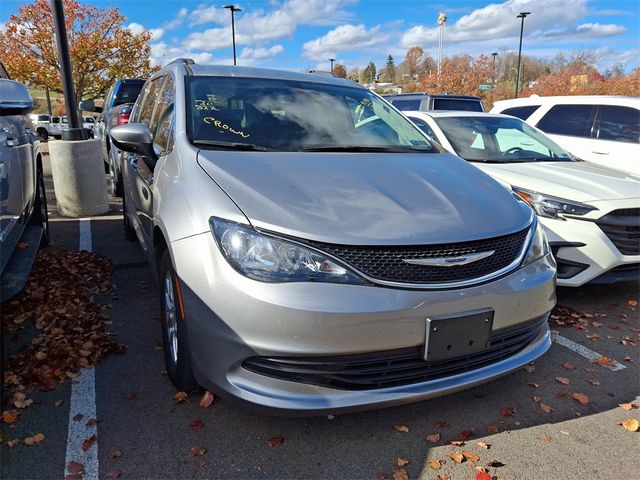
514,11 -> 530,98
329,58 -> 335,73
224,4 -> 241,65
491,52 -> 498,104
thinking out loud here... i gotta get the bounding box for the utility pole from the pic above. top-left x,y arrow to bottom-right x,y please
515,11 -> 530,98
329,58 -> 335,73
224,5 -> 241,65
437,12 -> 447,75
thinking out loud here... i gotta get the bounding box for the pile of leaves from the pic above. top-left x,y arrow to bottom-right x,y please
3,249 -> 126,399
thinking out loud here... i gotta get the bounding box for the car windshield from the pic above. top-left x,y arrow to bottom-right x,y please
433,115 -> 573,163
186,76 -> 435,152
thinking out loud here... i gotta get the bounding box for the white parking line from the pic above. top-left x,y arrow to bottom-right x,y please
555,334 -> 626,371
64,219 -> 99,479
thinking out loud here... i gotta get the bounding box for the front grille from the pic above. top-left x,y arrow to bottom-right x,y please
596,208 -> 640,256
243,316 -> 548,391
305,228 -> 530,285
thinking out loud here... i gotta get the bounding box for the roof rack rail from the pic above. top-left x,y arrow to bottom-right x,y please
166,58 -> 195,66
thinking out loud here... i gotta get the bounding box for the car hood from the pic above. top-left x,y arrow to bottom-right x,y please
474,160 -> 640,203
197,151 -> 532,245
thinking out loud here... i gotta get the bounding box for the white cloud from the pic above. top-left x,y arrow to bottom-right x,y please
189,5 -> 228,27
128,22 -> 164,40
239,45 -> 285,60
164,7 -> 188,30
149,41 -> 216,67
302,24 -> 390,61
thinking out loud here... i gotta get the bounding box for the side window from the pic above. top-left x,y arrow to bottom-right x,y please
134,77 -> 166,126
597,106 -> 640,144
536,104 -> 594,138
408,116 -> 437,141
152,75 -> 175,153
391,99 -> 421,111
501,105 -> 540,120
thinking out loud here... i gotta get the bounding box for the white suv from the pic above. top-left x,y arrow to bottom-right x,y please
491,96 -> 639,175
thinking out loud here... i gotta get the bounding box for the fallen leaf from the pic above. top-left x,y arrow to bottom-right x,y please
449,451 -> 464,463
476,442 -> 490,449
24,433 -> 45,446
2,410 -> 20,424
195,459 -> 208,468
396,457 -> 409,467
628,300 -> 638,307
540,432 -> 552,442
434,421 -> 450,429
266,436 -> 284,448
190,420 -> 204,430
392,468 -> 408,480
199,391 -> 215,408
459,430 -> 473,440
425,433 -> 440,443
67,461 -> 84,475
190,445 -> 206,456
589,379 -> 600,386
108,449 -> 122,459
487,460 -> 506,468
528,382 -> 539,388
462,450 -> 480,463
376,473 -> 388,480
428,459 -> 441,470
619,418 -> 639,432
174,391 -> 188,403
17,242 -> 29,249
572,393 -> 589,405
55,400 -> 64,407
500,407 -> 516,417
533,395 -> 542,402
562,362 -> 577,370
486,425 -> 499,434
73,414 -> 84,422
105,470 -> 121,479
86,419 -> 98,427
540,403 -> 553,414
476,470 -> 492,480
81,435 -> 97,452
555,376 -> 571,385
450,440 -> 466,446
619,403 -> 638,411
436,475 -> 451,480
523,364 -> 536,373
394,425 -> 410,433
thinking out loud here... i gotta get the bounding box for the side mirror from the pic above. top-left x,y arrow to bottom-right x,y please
0,79 -> 33,116
79,100 -> 102,113
111,123 -> 158,169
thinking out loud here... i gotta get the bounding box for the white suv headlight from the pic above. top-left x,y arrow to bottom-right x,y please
513,187 -> 597,220
210,217 -> 365,284
522,218 -> 552,267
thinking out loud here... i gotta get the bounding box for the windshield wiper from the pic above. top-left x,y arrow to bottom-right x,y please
193,140 -> 274,151
299,145 -> 431,153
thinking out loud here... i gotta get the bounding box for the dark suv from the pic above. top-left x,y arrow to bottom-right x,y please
81,78 -> 145,196
383,93 -> 485,112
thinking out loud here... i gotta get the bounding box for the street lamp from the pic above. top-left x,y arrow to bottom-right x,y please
223,4 -> 241,65
514,11 -> 530,98
329,58 -> 335,73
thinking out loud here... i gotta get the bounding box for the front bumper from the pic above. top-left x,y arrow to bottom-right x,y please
171,232 -> 556,415
540,199 -> 639,287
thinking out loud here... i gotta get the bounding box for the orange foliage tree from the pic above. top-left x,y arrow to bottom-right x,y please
0,0 -> 157,103
333,64 -> 347,78
526,65 -> 640,96
419,55 -> 494,97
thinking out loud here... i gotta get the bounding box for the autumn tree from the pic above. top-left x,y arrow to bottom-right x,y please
403,46 -> 424,79
420,54 -> 494,97
385,55 -> 396,83
361,61 -> 377,85
0,0 -> 157,107
333,63 -> 347,78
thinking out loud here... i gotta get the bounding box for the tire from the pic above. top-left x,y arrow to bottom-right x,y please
159,249 -> 197,391
108,149 -> 124,197
29,166 -> 50,248
122,190 -> 137,241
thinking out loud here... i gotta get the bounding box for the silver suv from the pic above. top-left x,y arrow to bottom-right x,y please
111,59 -> 556,414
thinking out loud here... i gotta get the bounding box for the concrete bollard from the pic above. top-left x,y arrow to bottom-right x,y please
48,139 -> 109,217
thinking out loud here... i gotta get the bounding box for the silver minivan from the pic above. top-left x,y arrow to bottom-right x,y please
111,59 -> 556,415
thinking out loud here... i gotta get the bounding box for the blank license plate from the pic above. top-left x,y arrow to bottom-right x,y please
424,309 -> 494,361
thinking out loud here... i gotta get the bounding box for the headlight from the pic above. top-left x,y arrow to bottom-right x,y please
513,187 -> 597,220
522,218 -> 551,267
210,217 -> 365,284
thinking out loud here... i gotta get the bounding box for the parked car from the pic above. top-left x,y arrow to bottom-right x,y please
405,110 -> 640,287
81,78 -> 145,196
491,95 -> 640,175
28,113 -> 52,141
0,79 -> 49,299
384,92 -> 485,112
110,59 -> 556,415
83,116 -> 96,137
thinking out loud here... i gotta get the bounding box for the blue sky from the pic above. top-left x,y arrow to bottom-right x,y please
2,0 -> 639,72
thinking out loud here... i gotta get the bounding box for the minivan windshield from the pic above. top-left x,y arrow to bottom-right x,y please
433,116 -> 573,163
186,76 -> 435,152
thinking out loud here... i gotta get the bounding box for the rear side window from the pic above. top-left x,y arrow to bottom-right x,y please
407,116 -> 437,141
432,99 -> 483,112
114,82 -> 144,107
500,105 -> 540,120
597,106 -> 640,144
391,99 -> 422,111
536,104 -> 594,137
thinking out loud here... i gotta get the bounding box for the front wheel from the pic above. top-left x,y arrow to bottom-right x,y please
159,250 -> 197,392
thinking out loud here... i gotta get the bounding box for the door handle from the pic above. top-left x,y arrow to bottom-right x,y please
591,150 -> 609,155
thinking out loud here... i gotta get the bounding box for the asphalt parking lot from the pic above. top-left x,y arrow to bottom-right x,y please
1,168 -> 638,480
